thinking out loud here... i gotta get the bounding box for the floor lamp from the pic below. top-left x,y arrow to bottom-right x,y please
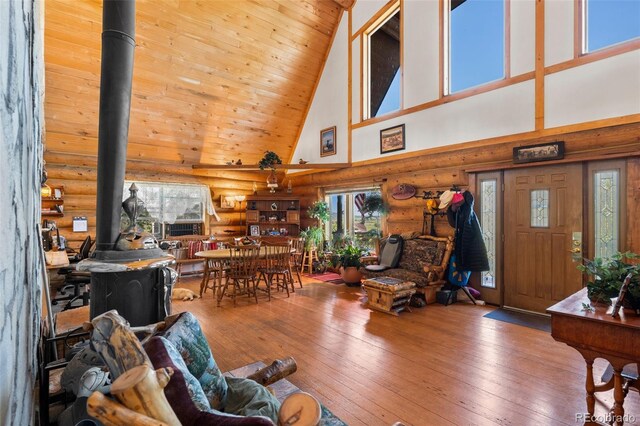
234,195 -> 246,232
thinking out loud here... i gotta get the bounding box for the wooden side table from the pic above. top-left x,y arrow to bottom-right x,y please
362,277 -> 416,316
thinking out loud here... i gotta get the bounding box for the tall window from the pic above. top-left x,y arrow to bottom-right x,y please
480,179 -> 497,288
365,6 -> 401,119
326,189 -> 383,251
447,0 -> 505,94
583,0 -> 640,53
593,170 -> 620,258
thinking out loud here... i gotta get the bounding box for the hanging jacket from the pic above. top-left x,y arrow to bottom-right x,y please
449,191 -> 490,272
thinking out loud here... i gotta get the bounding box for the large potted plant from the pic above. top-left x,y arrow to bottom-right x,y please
333,245 -> 365,286
577,251 -> 639,307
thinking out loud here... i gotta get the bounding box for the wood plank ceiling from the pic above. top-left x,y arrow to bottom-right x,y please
44,0 -> 344,179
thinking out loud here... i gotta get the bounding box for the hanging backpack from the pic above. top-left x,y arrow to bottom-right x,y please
448,254 -> 470,287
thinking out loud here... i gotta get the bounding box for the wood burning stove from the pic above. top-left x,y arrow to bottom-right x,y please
78,0 -> 175,326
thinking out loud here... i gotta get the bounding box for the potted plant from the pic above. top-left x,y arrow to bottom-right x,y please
577,251 -> 639,307
307,200 -> 330,224
258,151 -> 282,170
300,226 -> 323,250
333,244 -> 365,286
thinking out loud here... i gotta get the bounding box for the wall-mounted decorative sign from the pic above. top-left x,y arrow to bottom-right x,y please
380,124 -> 405,154
320,126 -> 336,157
391,183 -> 416,200
72,216 -> 88,232
513,141 -> 564,164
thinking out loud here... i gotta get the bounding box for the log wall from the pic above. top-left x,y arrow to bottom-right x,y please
0,0 -> 44,424
289,123 -> 640,250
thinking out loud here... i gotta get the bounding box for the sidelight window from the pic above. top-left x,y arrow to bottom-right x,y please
480,179 -> 498,288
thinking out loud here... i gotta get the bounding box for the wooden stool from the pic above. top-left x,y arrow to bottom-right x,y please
362,276 -> 416,316
301,247 -> 318,274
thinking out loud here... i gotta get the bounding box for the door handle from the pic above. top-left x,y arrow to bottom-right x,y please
569,247 -> 581,254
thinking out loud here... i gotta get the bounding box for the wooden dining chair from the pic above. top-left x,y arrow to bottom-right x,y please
257,244 -> 293,300
219,245 -> 260,306
200,259 -> 229,299
289,237 -> 305,288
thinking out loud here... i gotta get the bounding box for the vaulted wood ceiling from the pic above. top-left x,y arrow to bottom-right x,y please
44,0 -> 345,178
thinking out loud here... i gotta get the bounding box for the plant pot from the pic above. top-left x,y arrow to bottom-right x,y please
340,266 -> 362,286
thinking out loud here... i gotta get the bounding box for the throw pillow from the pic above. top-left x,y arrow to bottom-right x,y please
159,312 -> 228,410
144,337 -> 274,426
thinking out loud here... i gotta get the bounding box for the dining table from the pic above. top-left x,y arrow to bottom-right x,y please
194,245 -> 296,302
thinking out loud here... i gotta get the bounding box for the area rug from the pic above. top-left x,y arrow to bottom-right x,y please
483,309 -> 551,332
304,272 -> 344,285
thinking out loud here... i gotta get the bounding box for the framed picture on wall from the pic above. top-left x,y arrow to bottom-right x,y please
380,124 -> 405,154
220,195 -> 235,209
513,141 -> 565,164
320,126 -> 336,157
250,225 -> 260,237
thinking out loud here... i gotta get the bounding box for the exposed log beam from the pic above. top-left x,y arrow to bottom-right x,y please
192,163 -> 351,170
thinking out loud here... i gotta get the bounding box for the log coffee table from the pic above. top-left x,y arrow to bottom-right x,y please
362,276 -> 416,316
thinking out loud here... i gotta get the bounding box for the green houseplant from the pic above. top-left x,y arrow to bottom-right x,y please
300,226 -> 323,250
332,244 -> 365,286
577,251 -> 639,307
258,151 -> 282,171
307,200 -> 330,224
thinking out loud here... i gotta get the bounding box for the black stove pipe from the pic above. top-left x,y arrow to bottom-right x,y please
95,0 -> 136,252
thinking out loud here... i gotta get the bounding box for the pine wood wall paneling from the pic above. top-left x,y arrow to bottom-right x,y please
44,0 -> 343,170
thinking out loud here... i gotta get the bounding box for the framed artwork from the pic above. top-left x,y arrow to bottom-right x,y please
220,195 -> 235,209
320,126 -> 336,157
513,141 -> 565,164
250,225 -> 260,237
380,124 -> 405,154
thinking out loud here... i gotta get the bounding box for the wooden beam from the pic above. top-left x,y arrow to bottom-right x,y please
192,163 -> 351,170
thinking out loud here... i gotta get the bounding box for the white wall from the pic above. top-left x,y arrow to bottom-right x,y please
545,50 -> 640,128
403,0 -> 440,107
289,14 -> 349,164
291,0 -> 640,168
352,80 -> 535,162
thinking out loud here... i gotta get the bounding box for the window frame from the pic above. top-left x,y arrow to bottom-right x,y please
579,0 -> 640,56
362,2 -> 402,121
444,0 -> 508,96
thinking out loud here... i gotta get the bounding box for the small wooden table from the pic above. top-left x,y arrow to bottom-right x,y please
362,276 -> 416,316
547,288 -> 640,425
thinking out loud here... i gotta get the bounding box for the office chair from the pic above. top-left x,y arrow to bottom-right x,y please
52,236 -> 93,310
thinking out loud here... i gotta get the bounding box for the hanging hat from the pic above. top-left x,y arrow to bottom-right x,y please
425,199 -> 439,215
438,190 -> 454,210
451,192 -> 465,212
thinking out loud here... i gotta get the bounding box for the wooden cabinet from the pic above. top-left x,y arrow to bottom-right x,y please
245,195 -> 300,237
41,186 -> 64,217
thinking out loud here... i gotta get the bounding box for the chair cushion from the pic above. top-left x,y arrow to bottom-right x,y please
379,234 -> 403,268
365,264 -> 388,272
144,337 -> 274,426
158,312 -> 228,410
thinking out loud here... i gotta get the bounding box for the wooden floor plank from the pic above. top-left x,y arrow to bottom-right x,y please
55,276 -> 639,425
174,276 -> 639,426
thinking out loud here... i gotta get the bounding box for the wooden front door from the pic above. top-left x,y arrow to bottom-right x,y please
503,164 -> 583,312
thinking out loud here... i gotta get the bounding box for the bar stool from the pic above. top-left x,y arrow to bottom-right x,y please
301,246 -> 319,274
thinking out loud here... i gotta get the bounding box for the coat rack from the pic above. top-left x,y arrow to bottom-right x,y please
419,185 -> 464,236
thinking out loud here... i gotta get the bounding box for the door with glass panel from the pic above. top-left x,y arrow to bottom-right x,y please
503,164 -> 583,312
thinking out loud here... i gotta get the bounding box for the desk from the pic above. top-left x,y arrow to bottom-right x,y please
547,288 -> 640,425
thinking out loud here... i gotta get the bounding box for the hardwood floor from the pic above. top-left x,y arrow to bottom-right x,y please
171,276 -> 639,426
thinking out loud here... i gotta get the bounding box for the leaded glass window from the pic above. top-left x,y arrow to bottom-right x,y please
593,170 -> 619,258
530,189 -> 549,228
480,179 -> 497,288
